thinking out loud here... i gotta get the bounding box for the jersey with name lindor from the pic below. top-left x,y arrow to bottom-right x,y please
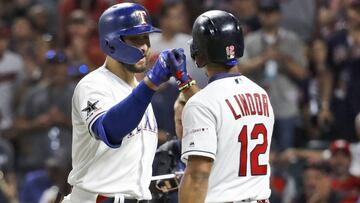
181,75 -> 274,203
68,66 -> 158,199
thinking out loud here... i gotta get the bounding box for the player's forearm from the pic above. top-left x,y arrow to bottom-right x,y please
92,81 -> 155,147
179,171 -> 209,203
143,76 -> 159,91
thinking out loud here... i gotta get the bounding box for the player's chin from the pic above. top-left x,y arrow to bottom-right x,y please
134,58 -> 148,71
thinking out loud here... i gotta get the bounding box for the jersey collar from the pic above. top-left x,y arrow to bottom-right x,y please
208,73 -> 241,84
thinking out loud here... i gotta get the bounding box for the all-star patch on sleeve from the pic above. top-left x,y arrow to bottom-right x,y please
73,80 -> 117,137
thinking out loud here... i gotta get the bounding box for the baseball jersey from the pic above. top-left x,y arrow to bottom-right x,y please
68,66 -> 158,199
181,74 -> 274,203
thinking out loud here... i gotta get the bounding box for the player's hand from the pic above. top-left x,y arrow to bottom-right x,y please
145,50 -> 171,87
167,48 -> 192,89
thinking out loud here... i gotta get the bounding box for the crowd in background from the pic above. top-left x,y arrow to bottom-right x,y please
0,0 -> 360,202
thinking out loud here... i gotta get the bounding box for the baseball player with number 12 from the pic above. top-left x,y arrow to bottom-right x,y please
62,3 -> 184,203
167,11 -> 275,203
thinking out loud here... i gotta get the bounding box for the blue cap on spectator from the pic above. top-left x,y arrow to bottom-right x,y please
46,50 -> 67,64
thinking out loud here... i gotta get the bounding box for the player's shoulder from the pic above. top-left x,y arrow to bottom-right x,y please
184,88 -> 214,114
186,88 -> 208,105
75,66 -> 108,89
240,75 -> 268,93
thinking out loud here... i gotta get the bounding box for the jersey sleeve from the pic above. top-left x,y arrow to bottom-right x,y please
181,102 -> 217,164
73,81 -> 118,137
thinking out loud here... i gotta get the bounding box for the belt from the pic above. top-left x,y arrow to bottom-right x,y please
235,199 -> 269,203
96,195 -> 149,203
230,199 -> 270,203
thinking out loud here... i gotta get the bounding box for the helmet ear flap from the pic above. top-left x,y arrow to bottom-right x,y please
105,40 -> 116,54
189,40 -> 197,61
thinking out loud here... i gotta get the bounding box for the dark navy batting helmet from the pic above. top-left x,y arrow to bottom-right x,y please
190,10 -> 244,67
98,3 -> 161,64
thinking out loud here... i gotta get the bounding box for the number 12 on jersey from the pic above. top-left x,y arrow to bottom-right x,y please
238,123 -> 268,176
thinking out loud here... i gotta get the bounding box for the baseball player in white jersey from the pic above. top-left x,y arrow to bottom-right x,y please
62,3 -> 176,203
166,11 -> 275,203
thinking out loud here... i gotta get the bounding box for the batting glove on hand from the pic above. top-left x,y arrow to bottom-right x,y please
167,48 -> 194,90
146,50 -> 171,87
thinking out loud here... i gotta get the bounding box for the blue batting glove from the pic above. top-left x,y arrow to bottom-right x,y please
168,48 -> 192,87
146,50 -> 171,86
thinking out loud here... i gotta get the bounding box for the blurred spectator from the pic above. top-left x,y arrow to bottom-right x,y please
0,22 -> 25,135
28,4 -> 56,36
124,0 -> 163,18
150,1 -> 208,88
38,149 -> 72,203
59,0 -> 113,21
292,161 -> 342,203
10,0 -> 33,18
20,148 -> 71,203
328,139 -> 360,202
64,9 -> 102,70
303,38 -> 333,141
0,138 -> 18,203
317,0 -> 355,38
9,16 -> 44,85
283,137 -> 360,180
57,0 -> 118,46
352,113 -> 360,176
326,0 -> 360,141
150,1 -> 204,136
14,51 -> 74,175
182,0 -> 207,31
10,17 -> 34,55
0,1 -> 15,24
223,0 -> 261,35
152,94 -> 186,203
19,169 -> 52,203
239,0 -> 308,151
269,148 -> 297,203
280,0 -> 317,42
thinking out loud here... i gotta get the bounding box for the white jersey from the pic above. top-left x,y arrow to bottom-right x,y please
68,66 -> 158,199
181,74 -> 274,203
0,51 -> 24,130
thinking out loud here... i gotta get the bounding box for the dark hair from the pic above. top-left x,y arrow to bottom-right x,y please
304,160 -> 331,174
258,0 -> 280,12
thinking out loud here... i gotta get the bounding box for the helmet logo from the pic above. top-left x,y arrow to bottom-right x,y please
226,45 -> 235,59
135,11 -> 147,24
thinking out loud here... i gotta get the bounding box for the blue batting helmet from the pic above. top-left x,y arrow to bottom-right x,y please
99,3 -> 161,64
